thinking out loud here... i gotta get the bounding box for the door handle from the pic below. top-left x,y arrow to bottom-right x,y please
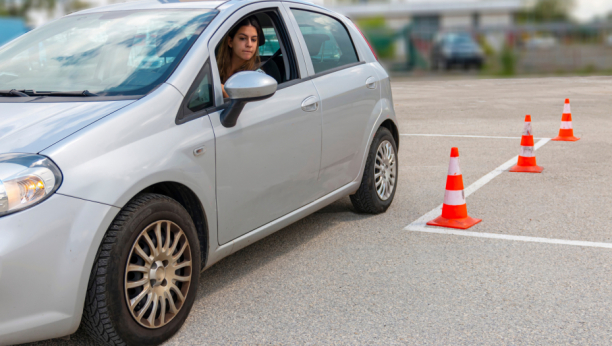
366,76 -> 377,89
301,96 -> 319,112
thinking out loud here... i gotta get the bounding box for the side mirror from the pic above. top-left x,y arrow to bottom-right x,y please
220,71 -> 277,128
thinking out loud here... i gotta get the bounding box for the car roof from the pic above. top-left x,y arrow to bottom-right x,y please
76,0 -> 326,14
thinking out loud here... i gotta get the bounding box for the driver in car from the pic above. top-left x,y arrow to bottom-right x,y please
216,16 -> 267,98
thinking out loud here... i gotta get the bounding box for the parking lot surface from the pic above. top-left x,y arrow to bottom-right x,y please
24,76 -> 612,345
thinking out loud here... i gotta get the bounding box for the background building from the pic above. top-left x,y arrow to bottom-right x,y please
3,0 -> 612,76
330,0 -> 521,32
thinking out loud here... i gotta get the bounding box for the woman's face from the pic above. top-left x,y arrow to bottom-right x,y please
228,25 -> 258,62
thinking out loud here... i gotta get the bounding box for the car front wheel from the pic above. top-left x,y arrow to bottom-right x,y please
350,126 -> 398,214
82,194 -> 201,346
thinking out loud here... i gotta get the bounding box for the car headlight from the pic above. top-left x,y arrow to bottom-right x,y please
0,153 -> 62,217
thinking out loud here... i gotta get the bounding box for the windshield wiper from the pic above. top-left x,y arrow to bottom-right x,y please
34,90 -> 98,97
0,89 -> 30,97
0,89 -> 98,97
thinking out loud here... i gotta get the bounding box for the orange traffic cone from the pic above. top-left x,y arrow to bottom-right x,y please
552,98 -> 580,141
510,115 -> 543,173
427,147 -> 482,229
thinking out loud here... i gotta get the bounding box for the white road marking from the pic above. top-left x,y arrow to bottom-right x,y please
402,139 -> 604,249
400,134 -> 545,140
405,228 -> 612,249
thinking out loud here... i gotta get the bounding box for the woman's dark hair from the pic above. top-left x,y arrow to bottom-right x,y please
217,16 -> 263,83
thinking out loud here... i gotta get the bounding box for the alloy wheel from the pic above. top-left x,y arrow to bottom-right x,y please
374,140 -> 396,201
124,220 -> 192,329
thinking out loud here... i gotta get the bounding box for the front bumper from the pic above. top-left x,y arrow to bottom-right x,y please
0,194 -> 119,345
446,55 -> 483,66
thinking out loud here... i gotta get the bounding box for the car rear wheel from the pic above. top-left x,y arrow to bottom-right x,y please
82,194 -> 201,346
350,127 -> 398,214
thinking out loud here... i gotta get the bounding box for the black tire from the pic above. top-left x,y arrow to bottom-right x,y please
82,194 -> 201,346
350,127 -> 398,214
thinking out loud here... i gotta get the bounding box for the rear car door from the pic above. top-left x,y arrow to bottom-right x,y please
284,4 -> 381,194
206,4 -> 323,245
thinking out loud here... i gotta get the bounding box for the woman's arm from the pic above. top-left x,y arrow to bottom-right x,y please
222,84 -> 229,98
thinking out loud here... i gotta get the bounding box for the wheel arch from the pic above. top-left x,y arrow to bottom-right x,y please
380,119 -> 400,149
138,182 -> 209,268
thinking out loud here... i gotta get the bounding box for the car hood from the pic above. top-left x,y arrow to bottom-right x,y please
0,100 -> 134,154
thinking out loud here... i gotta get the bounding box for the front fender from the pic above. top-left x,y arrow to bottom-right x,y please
39,84 -> 219,320
40,84 -> 217,218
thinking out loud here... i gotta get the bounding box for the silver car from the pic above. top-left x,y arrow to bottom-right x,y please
0,0 -> 398,344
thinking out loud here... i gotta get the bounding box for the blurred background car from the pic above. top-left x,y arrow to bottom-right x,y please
430,32 -> 484,70
605,33 -> 612,46
524,36 -> 558,49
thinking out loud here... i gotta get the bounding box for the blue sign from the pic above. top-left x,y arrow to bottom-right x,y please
0,18 -> 29,46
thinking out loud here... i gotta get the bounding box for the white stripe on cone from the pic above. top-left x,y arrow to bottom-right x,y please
563,103 -> 571,114
560,121 -> 573,129
519,146 -> 535,157
444,189 -> 466,206
522,122 -> 532,136
447,157 -> 462,176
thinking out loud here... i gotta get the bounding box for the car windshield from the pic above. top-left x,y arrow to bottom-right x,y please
445,34 -> 476,47
0,9 -> 217,97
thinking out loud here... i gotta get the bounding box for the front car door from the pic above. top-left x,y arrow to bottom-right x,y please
207,4 -> 323,245
284,4 -> 381,194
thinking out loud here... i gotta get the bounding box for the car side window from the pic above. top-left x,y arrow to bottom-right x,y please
187,70 -> 213,112
290,9 -> 359,74
259,27 -> 280,56
214,10 -> 299,88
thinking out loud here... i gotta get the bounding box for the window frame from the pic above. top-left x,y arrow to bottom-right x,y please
206,5 -> 303,107
176,5 -> 305,124
257,11 -> 299,84
285,6 -> 363,79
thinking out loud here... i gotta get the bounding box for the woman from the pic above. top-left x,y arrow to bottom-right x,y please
217,16 -> 265,98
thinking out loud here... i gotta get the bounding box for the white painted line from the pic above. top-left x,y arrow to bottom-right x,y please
400,134 -> 546,140
406,138 -> 550,230
465,139 -> 548,196
405,227 -> 612,249
404,139 -> 574,248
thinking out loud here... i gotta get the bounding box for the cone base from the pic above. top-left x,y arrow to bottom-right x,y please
426,215 -> 482,229
509,164 -> 543,173
551,136 -> 580,141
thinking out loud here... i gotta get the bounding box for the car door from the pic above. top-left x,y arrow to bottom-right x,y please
207,4 -> 322,245
284,5 -> 381,194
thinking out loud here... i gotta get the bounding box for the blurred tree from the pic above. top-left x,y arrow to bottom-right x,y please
499,44 -> 516,76
0,0 -> 57,17
64,0 -> 90,13
356,17 -> 397,59
516,0 -> 575,23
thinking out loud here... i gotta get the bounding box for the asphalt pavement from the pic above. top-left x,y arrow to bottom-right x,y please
23,76 -> 612,345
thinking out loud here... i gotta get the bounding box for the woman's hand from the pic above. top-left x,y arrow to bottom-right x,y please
222,84 -> 229,98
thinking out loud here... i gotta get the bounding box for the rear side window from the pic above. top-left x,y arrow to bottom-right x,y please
290,9 -> 358,74
259,27 -> 281,56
